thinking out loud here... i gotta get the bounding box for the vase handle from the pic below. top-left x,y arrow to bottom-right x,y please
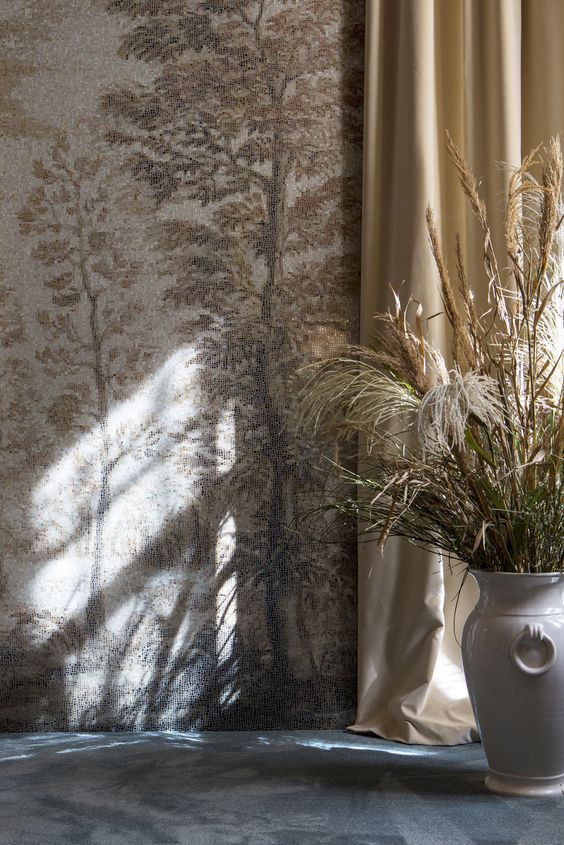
510,624 -> 557,676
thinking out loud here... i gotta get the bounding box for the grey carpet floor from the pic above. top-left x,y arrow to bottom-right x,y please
0,731 -> 562,845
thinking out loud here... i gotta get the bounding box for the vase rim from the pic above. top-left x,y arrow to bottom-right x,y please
468,568 -> 564,578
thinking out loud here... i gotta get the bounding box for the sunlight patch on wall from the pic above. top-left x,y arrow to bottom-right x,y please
215,399 -> 236,475
30,550 -> 92,620
29,345 -> 203,617
106,596 -> 139,636
215,513 -> 239,707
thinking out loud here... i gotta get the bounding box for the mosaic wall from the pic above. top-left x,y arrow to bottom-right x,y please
0,0 -> 363,730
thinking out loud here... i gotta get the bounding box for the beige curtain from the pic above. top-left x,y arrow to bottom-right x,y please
351,0 -> 564,745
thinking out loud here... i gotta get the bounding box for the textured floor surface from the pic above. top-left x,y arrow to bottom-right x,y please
0,731 -> 562,844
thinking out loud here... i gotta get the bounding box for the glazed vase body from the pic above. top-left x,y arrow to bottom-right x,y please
462,570 -> 564,797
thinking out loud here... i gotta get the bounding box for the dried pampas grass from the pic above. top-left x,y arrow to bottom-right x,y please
298,137 -> 564,574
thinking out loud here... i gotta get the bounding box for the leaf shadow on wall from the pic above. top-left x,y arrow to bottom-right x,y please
0,324 -> 355,731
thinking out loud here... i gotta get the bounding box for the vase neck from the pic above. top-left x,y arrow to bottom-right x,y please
469,570 -> 564,615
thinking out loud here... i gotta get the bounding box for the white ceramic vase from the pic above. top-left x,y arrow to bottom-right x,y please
462,570 -> 564,797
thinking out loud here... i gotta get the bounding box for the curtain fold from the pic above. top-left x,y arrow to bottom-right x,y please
352,0 -> 564,745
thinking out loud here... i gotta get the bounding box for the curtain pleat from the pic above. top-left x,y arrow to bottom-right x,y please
352,0 -> 564,745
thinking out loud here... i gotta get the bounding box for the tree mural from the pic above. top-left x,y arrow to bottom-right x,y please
0,0 -> 362,731
17,132 -> 143,640
0,275 -> 30,587
102,0 -> 363,725
0,1 -> 66,138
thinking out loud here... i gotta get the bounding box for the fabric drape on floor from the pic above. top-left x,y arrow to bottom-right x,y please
350,0 -> 564,745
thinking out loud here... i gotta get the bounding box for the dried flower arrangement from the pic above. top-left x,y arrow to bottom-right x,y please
299,136 -> 564,574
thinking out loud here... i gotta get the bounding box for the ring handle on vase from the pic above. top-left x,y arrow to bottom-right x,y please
509,623 -> 557,676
